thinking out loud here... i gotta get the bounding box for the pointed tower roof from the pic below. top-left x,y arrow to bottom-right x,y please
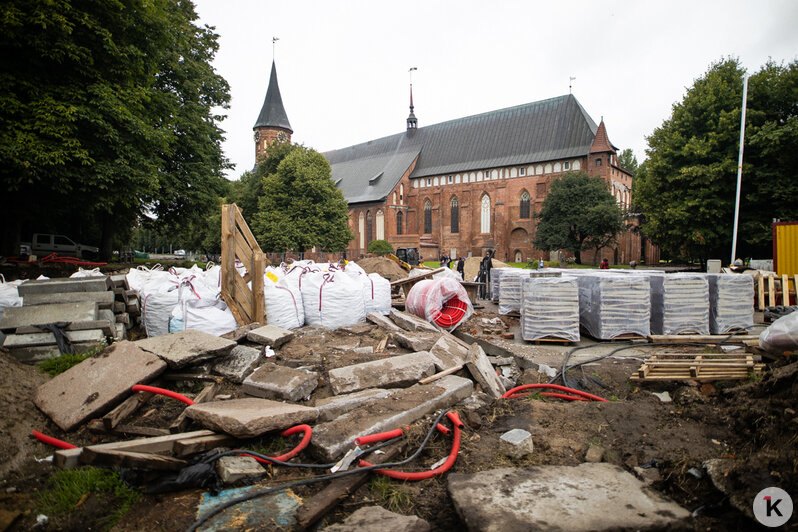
254,61 -> 292,132
406,85 -> 417,130
589,119 -> 614,153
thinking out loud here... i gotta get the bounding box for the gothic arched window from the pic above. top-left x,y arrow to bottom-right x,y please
396,211 -> 404,235
480,195 -> 490,234
450,196 -> 459,233
424,200 -> 432,234
520,191 -> 530,219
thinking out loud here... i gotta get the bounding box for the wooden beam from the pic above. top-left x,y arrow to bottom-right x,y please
169,382 -> 218,433
647,334 -> 747,344
419,364 -> 464,385
782,274 -> 790,306
80,448 -> 188,471
758,275 -> 766,310
102,390 -> 154,430
173,434 -> 237,457
768,275 -> 777,307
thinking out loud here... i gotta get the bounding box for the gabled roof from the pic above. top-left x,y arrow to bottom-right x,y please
254,62 -> 292,132
324,94 -> 600,204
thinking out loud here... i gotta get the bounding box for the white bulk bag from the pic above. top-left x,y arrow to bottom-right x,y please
0,275 -> 23,322
362,273 -> 391,315
301,270 -> 366,329
142,284 -> 179,337
264,274 -> 305,330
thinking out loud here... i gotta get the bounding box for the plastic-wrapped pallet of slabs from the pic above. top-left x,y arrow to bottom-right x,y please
649,273 -> 709,335
490,268 -> 515,301
707,274 -> 754,334
406,277 -> 473,331
498,270 -> 561,315
301,269 -> 366,329
576,273 -> 651,339
520,276 -> 580,342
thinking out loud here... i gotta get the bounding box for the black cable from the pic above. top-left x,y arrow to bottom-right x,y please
186,409 -> 452,532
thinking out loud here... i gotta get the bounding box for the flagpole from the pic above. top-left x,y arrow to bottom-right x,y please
730,75 -> 748,265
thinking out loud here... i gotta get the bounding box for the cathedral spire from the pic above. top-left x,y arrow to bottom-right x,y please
407,67 -> 418,130
254,61 -> 292,133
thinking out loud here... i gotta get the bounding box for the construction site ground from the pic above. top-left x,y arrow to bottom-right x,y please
0,269 -> 794,531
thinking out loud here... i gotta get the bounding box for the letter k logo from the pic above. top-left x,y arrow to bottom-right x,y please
765,496 -> 783,517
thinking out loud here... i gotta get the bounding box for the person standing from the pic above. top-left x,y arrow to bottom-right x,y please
599,258 -> 609,269
456,257 -> 465,278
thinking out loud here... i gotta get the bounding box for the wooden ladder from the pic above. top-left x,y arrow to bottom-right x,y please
220,204 -> 266,326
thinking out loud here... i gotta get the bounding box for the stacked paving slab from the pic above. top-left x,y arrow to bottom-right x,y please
520,276 -> 580,342
649,273 -> 710,335
707,274 -> 755,334
575,273 -> 651,340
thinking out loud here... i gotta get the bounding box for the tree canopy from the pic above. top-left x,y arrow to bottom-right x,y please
635,58 -> 798,262
533,171 -> 625,264
0,0 -> 230,257
618,149 -> 639,177
252,145 -> 354,253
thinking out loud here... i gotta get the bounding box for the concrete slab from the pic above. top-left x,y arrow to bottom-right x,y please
2,328 -> 104,348
215,456 -> 265,484
391,331 -> 440,352
213,345 -> 261,383
21,291 -> 115,309
389,309 -> 438,333
328,352 -> 436,395
8,342 -> 104,364
310,375 -> 473,461
17,276 -> 111,296
219,322 -> 261,342
447,464 -> 690,532
185,398 -> 318,438
314,389 -> 394,422
34,341 -> 167,431
366,312 -> 403,332
0,302 -> 98,330
135,330 -> 236,369
429,335 -> 468,370
322,506 -> 430,532
242,363 -> 318,402
465,343 -> 505,399
246,324 -> 294,348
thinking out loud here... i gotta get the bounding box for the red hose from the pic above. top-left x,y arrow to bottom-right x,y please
131,384 -> 195,406
358,412 -> 464,481
355,428 -> 404,446
433,297 -> 469,328
237,424 -> 313,464
501,384 -> 608,402
32,430 -> 77,450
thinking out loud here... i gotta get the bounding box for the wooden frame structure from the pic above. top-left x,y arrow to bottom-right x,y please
220,204 -> 266,326
756,273 -> 797,310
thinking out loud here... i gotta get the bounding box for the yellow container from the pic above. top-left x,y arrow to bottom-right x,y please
774,222 -> 798,276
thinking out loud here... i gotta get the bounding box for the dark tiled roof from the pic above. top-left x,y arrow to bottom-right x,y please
254,62 -> 292,132
324,94 -> 599,204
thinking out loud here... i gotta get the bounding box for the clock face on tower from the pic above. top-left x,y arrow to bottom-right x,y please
254,131 -> 261,142
277,132 -> 287,142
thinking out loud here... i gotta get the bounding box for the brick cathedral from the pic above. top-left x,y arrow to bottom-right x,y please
253,62 -> 659,265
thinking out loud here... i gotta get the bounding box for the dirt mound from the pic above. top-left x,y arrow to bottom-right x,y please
356,257 -> 407,282
0,350 -> 50,478
463,257 -> 510,282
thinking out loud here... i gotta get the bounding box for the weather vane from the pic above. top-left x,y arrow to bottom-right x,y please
272,37 -> 279,60
409,66 -> 417,86
569,76 -> 576,94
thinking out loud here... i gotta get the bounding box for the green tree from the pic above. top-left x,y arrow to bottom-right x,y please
368,240 -> 394,256
229,140 -> 297,224
635,58 -> 798,262
618,149 -> 639,176
534,171 -> 624,264
0,0 -> 230,258
253,146 -> 354,253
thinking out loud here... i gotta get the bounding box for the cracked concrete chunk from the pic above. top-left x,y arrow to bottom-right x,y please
242,363 -> 318,402
428,333 -> 470,370
391,331 -> 440,352
366,312 -> 403,332
216,456 -> 265,484
136,330 -> 236,369
34,341 -> 167,431
465,343 -> 505,399
246,324 -> 293,348
213,345 -> 262,383
500,429 -> 534,459
311,375 -> 473,461
322,506 -> 430,532
447,464 -> 690,532
328,352 -> 435,395
389,309 -> 438,333
315,389 -> 394,422
185,398 -> 318,438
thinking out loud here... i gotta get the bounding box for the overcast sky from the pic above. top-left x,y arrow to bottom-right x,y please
192,0 -> 798,180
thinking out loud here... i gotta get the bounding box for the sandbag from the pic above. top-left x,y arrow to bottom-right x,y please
759,311 -> 798,354
301,269 -> 365,329
406,277 -> 473,331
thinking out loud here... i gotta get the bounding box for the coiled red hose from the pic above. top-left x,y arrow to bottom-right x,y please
131,384 -> 195,406
32,430 -> 77,449
358,412 -> 464,480
501,383 -> 608,402
237,425 -> 313,463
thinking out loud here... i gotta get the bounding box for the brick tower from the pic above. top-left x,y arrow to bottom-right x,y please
253,61 -> 292,160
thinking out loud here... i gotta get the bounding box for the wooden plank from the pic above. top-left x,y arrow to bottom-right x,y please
80,448 -> 188,471
234,230 -> 254,275
103,390 -> 154,430
768,275 -> 776,307
222,204 -> 237,319
112,425 -> 171,437
174,434 -> 237,457
375,336 -> 388,353
232,272 -> 254,315
647,334 -> 747,344
54,430 -> 214,469
419,364 -> 464,385
233,205 -> 261,252
295,443 -> 404,530
782,274 -> 790,306
758,275 -> 766,310
253,250 -> 266,325
169,382 -> 218,433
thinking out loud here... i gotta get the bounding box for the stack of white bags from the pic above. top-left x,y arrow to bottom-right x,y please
127,260 -> 392,338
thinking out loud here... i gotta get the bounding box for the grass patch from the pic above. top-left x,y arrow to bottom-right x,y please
368,475 -> 412,512
38,342 -> 107,377
244,435 -> 286,457
37,467 -> 139,531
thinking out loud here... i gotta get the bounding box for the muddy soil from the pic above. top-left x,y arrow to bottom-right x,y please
1,312 -> 795,531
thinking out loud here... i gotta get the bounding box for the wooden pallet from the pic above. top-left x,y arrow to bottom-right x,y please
757,273 -> 797,310
528,336 -> 574,345
630,353 -> 765,382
